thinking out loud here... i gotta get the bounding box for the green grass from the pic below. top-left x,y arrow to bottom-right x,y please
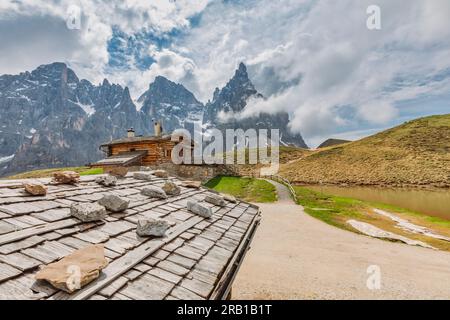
79,168 -> 103,176
293,186 -> 365,231
4,166 -> 103,179
293,185 -> 450,251
204,176 -> 277,203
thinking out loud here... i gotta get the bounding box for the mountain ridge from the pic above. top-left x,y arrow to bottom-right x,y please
280,114 -> 450,187
0,61 -> 307,176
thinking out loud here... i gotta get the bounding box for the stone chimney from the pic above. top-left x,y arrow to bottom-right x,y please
127,128 -> 135,138
153,120 -> 162,136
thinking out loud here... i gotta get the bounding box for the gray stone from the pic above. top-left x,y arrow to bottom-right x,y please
95,175 -> 117,187
98,194 -> 129,212
71,203 -> 107,222
153,170 -> 168,179
204,194 -> 226,207
141,186 -> 168,199
222,193 -> 237,203
162,181 -> 181,196
187,201 -> 213,218
133,172 -> 152,181
136,219 -> 171,237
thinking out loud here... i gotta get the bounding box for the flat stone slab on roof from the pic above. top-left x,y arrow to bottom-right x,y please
0,173 -> 260,300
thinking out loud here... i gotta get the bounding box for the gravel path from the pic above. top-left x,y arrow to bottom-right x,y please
232,180 -> 450,299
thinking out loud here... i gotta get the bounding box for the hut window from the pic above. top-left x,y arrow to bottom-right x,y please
130,148 -> 136,152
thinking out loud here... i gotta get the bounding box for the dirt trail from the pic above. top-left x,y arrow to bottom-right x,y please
232,180 -> 450,300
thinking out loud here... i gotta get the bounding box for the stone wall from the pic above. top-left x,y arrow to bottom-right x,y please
139,163 -> 240,182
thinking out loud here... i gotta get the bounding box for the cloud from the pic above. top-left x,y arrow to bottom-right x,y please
1,0 -> 450,146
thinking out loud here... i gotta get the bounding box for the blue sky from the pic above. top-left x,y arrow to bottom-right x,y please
0,0 -> 449,147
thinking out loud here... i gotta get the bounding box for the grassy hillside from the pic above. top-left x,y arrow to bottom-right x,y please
317,138 -> 351,149
280,114 -> 450,187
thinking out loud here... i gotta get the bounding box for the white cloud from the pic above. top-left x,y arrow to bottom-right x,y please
1,0 -> 450,146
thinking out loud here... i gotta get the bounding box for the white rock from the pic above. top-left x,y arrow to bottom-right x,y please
187,201 -> 213,218
71,203 -> 107,222
133,172 -> 152,181
204,194 -> 226,206
141,186 -> 168,199
95,175 -> 117,187
98,194 -> 129,212
136,219 -> 171,237
347,220 -> 434,249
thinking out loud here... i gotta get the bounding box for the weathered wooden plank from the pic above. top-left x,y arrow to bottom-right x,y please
0,252 -> 41,271
11,215 -> 46,227
22,245 -> 61,264
179,277 -> 214,299
73,229 -> 110,244
174,244 -> 204,260
0,221 -> 17,235
166,253 -> 196,270
209,213 -> 260,300
41,231 -> 62,241
32,208 -> 71,222
97,220 -> 135,237
104,237 -> 135,255
0,218 -> 79,246
98,276 -> 128,297
0,235 -> 46,255
133,263 -> 151,273
148,267 -> 181,284
157,260 -> 190,277
67,215 -> 203,300
0,262 -> 21,282
58,237 -> 91,250
3,217 -> 32,229
0,203 -> 38,216
0,276 -> 46,300
170,285 -> 204,300
119,274 -> 175,300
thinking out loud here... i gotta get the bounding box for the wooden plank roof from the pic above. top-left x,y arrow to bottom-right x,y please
93,151 -> 147,166
0,172 -> 260,300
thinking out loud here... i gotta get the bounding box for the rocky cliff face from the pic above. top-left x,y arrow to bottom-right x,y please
0,63 -> 148,175
138,75 -> 203,134
0,62 -> 307,176
204,63 -> 307,148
